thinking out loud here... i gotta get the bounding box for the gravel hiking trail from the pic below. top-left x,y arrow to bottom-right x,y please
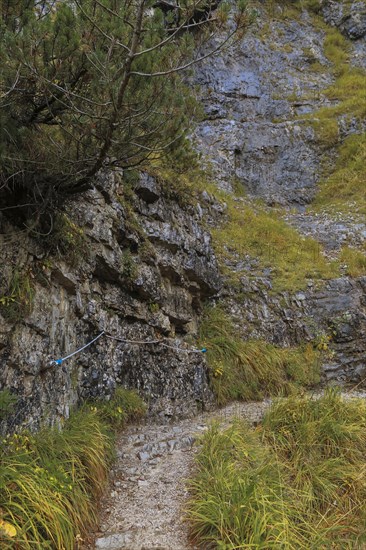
88,391 -> 366,550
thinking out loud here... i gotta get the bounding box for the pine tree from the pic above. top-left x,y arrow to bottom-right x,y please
0,0 -> 253,221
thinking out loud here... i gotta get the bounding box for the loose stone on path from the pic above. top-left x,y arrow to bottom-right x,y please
90,400 -> 271,550
90,392 -> 366,549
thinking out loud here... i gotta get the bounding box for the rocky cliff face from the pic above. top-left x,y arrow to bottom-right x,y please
193,0 -> 366,381
194,2 -> 366,207
222,275 -> 366,382
1,0 -> 365,433
0,172 -> 220,432
323,0 -> 366,40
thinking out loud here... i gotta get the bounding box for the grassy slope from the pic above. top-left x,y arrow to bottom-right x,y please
188,390 -> 366,549
0,388 -> 145,548
199,306 -> 321,405
209,188 -> 340,292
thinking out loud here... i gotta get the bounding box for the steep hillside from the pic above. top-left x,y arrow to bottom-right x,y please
193,0 -> 366,388
0,171 -> 219,432
0,0 -> 365,435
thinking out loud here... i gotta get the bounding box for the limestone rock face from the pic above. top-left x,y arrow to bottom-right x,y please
0,172 -> 219,432
193,15 -> 332,204
322,1 -> 366,40
192,0 -> 366,383
193,2 -> 366,207
1,0 -> 365,433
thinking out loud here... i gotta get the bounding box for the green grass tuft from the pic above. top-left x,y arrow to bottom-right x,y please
0,269 -> 34,322
188,389 -> 366,548
311,116 -> 339,149
313,133 -> 366,216
0,390 -> 17,420
339,245 -> 366,277
0,389 -> 145,548
209,190 -> 340,292
92,387 -> 147,429
199,306 -> 321,404
323,28 -> 350,69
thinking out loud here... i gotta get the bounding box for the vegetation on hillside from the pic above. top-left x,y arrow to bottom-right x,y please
314,133 -> 366,217
0,0 -> 253,224
259,0 -> 366,278
290,7 -> 366,216
339,243 -> 366,277
308,24 -> 366,217
0,388 -> 145,548
263,1 -> 365,218
207,187 -> 340,292
199,306 -> 321,404
188,389 -> 366,548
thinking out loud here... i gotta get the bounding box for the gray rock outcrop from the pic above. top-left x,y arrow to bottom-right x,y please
192,0 -> 366,381
1,0 -> 365,434
322,0 -> 366,40
0,171 -> 219,432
